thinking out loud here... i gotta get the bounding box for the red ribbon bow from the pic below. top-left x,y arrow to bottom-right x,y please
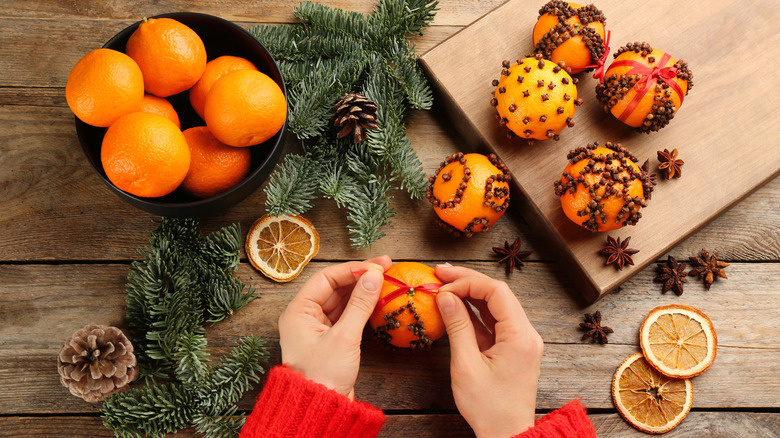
352,270 -> 442,309
608,52 -> 684,122
587,30 -> 611,82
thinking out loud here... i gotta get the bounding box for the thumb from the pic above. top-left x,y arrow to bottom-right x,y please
335,268 -> 383,339
436,292 -> 480,361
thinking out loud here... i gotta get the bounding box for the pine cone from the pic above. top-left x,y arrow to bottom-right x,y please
333,93 -> 378,143
57,325 -> 138,403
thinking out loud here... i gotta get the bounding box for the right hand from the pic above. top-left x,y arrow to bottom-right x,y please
434,264 -> 544,438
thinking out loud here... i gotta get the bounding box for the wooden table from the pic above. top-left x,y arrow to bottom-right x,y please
1,1 -> 778,436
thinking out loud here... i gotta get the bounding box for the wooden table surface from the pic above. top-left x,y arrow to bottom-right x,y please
0,1 -> 778,437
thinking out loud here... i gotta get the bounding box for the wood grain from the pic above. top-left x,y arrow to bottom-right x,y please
1,412 -> 779,438
0,1 -> 503,27
2,262 -> 778,414
0,105 -> 777,262
420,0 -> 780,301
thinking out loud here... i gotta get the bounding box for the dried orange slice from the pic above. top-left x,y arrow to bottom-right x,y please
612,352 -> 693,434
245,214 -> 320,282
640,304 -> 717,378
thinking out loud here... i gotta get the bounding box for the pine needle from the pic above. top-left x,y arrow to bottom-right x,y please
250,0 -> 437,248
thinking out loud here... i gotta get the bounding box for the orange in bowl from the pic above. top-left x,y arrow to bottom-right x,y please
181,126 -> 251,199
101,112 -> 190,198
553,142 -> 653,232
204,69 -> 287,147
125,17 -> 207,97
532,1 -> 607,74
189,55 -> 259,119
65,48 -> 144,128
426,153 -> 510,237
140,94 -> 180,128
369,262 -> 445,349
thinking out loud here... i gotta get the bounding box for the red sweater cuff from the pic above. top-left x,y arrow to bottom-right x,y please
239,365 -> 385,438
513,400 -> 597,438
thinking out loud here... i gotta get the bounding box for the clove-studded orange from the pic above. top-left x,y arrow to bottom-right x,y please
554,142 -> 654,232
491,54 -> 582,145
532,1 -> 607,74
368,262 -> 445,350
595,42 -> 693,133
426,153 -> 510,237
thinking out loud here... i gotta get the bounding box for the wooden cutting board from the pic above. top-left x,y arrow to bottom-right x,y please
420,0 -> 780,302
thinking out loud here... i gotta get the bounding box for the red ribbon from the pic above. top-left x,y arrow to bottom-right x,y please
587,30 -> 611,82
608,52 -> 685,122
352,270 -> 442,310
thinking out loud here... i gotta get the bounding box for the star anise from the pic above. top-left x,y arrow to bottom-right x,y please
640,159 -> 657,200
579,311 -> 613,344
688,249 -> 729,290
657,148 -> 684,179
654,255 -> 688,295
492,237 -> 532,274
600,236 -> 639,271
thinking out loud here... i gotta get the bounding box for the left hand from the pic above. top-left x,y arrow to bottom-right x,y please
278,255 -> 392,399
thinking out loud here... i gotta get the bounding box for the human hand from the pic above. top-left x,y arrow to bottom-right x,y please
434,264 -> 544,438
278,256 -> 392,399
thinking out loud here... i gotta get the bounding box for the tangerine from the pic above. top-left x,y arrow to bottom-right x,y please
426,153 -> 510,236
491,54 -> 581,145
140,94 -> 180,128
180,126 -> 251,199
125,17 -> 207,97
596,42 -> 693,133
553,142 -> 653,232
189,55 -> 259,119
532,1 -> 607,75
101,112 -> 190,198
368,262 -> 445,349
65,48 -> 144,127
204,70 -> 286,147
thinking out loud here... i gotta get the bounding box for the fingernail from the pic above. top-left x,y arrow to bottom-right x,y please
361,269 -> 382,293
436,263 -> 453,268
437,292 -> 457,315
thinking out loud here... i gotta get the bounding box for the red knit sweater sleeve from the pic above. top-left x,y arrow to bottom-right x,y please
512,400 -> 597,438
238,366 -> 386,438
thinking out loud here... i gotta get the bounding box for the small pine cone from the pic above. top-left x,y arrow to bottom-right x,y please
57,325 -> 138,403
332,93 -> 379,143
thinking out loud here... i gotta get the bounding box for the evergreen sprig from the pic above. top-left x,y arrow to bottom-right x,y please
102,219 -> 268,438
250,0 -> 438,248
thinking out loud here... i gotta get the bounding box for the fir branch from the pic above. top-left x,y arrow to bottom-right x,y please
264,153 -> 318,216
205,274 -> 256,324
371,0 -> 438,38
102,382 -> 194,438
201,223 -> 242,271
250,24 -> 364,62
363,63 -> 427,198
318,162 -> 359,208
173,333 -> 209,387
252,0 -> 437,247
294,1 -> 373,39
192,407 -> 245,438
346,174 -> 395,248
287,54 -> 366,138
196,335 -> 269,417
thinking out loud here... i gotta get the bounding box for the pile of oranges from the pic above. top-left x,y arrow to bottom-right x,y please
66,17 -> 286,199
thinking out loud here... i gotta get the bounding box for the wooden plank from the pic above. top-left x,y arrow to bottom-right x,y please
420,0 -> 780,301
0,105 -> 778,262
1,262 -> 777,413
2,412 -> 779,438
0,17 -> 458,88
0,0 -> 503,27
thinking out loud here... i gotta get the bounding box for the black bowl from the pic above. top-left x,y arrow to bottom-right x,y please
76,12 -> 287,217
